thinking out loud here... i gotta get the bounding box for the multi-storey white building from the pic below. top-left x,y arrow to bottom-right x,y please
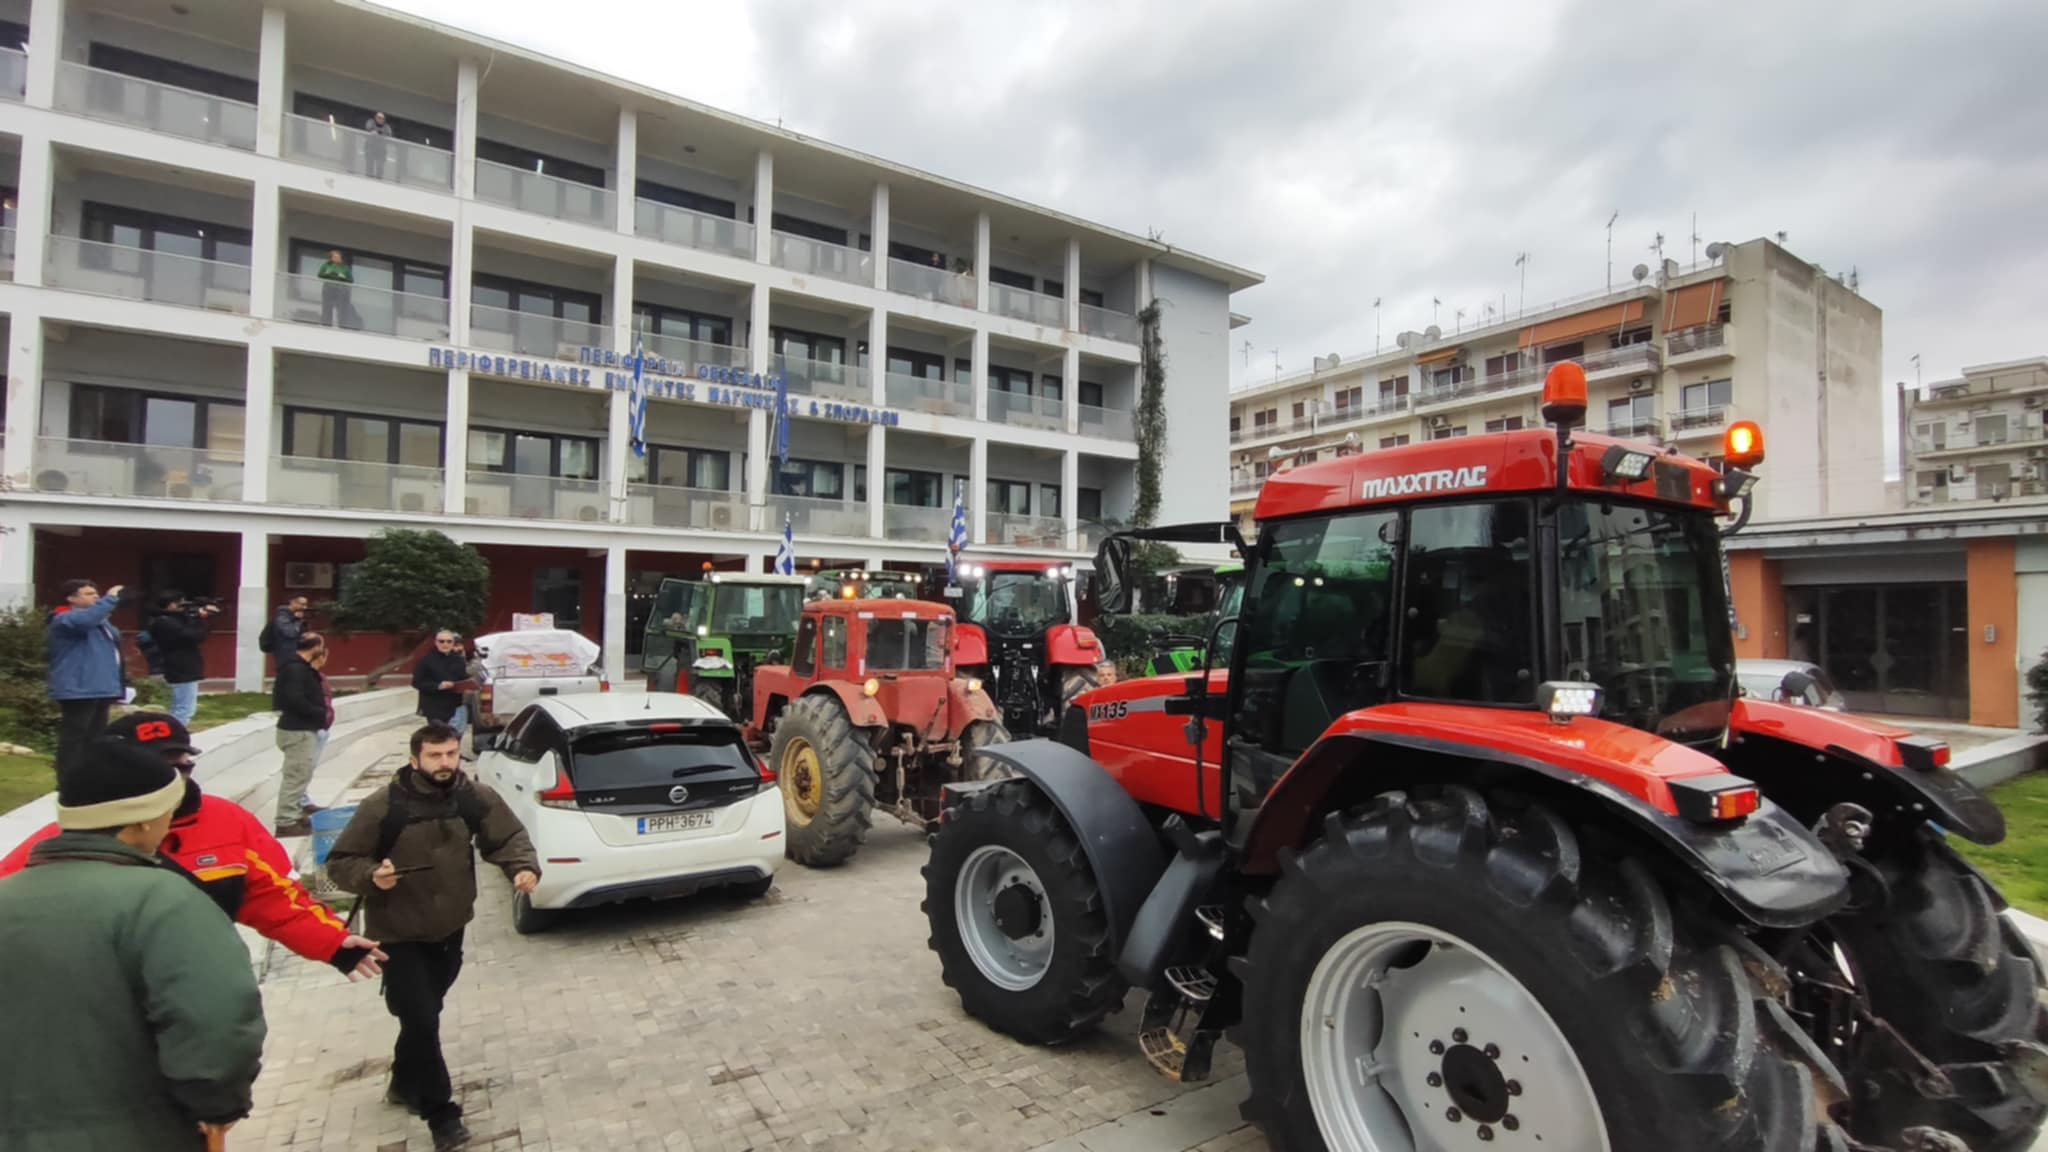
1226,237 -> 1881,532
0,0 -> 1259,687
1898,358 -> 2048,506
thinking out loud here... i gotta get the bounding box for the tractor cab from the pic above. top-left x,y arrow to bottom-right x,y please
641,571 -> 806,719
805,567 -> 923,602
939,559 -> 1103,736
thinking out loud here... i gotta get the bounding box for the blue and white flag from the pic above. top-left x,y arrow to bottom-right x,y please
627,336 -> 648,458
776,512 -> 796,576
946,482 -> 968,582
772,370 -> 791,468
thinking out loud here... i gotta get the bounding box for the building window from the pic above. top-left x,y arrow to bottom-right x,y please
469,428 -> 599,480
1039,375 -> 1064,404
989,266 -> 1035,291
1484,351 -> 1522,378
1080,288 -> 1105,308
82,202 -> 252,266
1254,408 -> 1276,431
71,384 -> 245,452
1540,341 -> 1584,365
885,469 -> 944,508
1429,425 -> 1465,441
1483,416 -> 1526,433
771,326 -> 845,365
1681,379 -> 1732,412
889,348 -> 946,379
628,445 -> 730,490
987,478 -> 1033,515
636,180 -> 735,220
1975,414 -> 2009,447
1610,327 -> 1654,347
989,365 -> 1035,395
1229,415 -> 1242,435
1078,487 -> 1103,521
1039,484 -> 1062,519
1379,435 -> 1411,449
285,407 -> 442,467
1291,400 -> 1307,421
774,459 -> 845,500
1334,386 -> 1363,413
292,92 -> 450,150
637,303 -> 732,346
772,213 -> 848,246
290,240 -> 446,298
1379,375 -> 1410,400
1978,463 -> 2013,499
88,43 -> 255,103
1607,395 -> 1656,432
1912,421 -> 1946,450
1431,364 -> 1472,388
1079,380 -> 1104,408
473,274 -> 602,325
476,138 -> 605,188
1716,297 -> 1732,324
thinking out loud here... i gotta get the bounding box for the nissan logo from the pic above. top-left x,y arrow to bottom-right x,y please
667,785 -> 690,804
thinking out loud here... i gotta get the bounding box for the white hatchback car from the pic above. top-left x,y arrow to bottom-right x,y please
477,693 -> 784,933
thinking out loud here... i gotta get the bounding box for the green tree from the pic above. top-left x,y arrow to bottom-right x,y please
0,605 -> 61,753
2028,647 -> 2048,734
331,529 -> 490,686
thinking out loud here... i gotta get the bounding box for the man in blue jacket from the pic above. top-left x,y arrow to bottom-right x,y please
48,579 -> 126,780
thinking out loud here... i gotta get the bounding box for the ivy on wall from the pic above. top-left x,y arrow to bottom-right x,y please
1135,300 -> 1167,527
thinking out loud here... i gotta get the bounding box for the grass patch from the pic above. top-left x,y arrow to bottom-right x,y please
1955,771 -> 2048,918
0,752 -> 53,813
190,692 -> 277,732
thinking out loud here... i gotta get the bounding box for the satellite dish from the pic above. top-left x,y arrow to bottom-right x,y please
1424,325 -> 1442,341
1631,264 -> 1650,283
1705,242 -> 1727,261
1396,331 -> 1414,349
1326,352 -> 1341,367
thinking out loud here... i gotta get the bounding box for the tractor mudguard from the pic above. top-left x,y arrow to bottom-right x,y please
954,624 -> 990,669
948,738 -> 1168,955
803,682 -> 890,730
947,678 -> 1001,726
1243,727 -> 1850,930
1723,699 -> 2004,844
1043,623 -> 1104,668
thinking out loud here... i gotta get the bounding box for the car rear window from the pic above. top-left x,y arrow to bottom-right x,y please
568,727 -> 753,790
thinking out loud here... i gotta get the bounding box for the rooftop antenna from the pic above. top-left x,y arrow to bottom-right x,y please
1432,297 -> 1441,328
1271,349 -> 1281,382
1911,353 -> 1921,390
1515,251 -> 1529,316
1690,213 -> 1700,266
1775,230 -> 1788,245
1373,297 -> 1382,354
1454,307 -> 1466,333
1605,212 -> 1618,292
1241,339 -> 1253,369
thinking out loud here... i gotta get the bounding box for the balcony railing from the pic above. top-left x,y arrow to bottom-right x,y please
470,303 -> 608,361
0,227 -> 13,281
277,273 -> 451,341
778,357 -> 871,405
988,512 -> 1068,549
885,372 -> 973,418
1670,406 -> 1729,434
990,283 -> 1065,327
626,483 -> 746,531
1230,476 -> 1262,497
1079,404 -> 1134,440
284,114 -> 454,190
1666,324 -> 1728,358
55,62 -> 257,150
0,47 -> 24,101
463,472 -> 610,521
1604,418 -> 1666,442
884,504 -> 951,543
1917,424 -> 2048,455
474,159 -> 614,229
46,236 -> 251,313
1079,304 -> 1139,344
638,331 -> 747,374
1582,343 -> 1663,376
887,258 -> 975,307
769,232 -> 871,285
33,438 -> 244,502
635,198 -> 753,258
778,494 -> 868,537
271,457 -> 445,514
989,389 -> 1065,432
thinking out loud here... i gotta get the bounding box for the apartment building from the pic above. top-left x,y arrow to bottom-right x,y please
0,0 -> 1259,687
1898,357 -> 2048,506
1226,237 -> 1882,534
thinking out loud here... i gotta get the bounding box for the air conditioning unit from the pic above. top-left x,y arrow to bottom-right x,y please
1628,377 -> 1652,393
393,477 -> 441,515
284,562 -> 334,590
709,503 -> 736,529
1428,414 -> 1450,429
554,490 -> 609,522
2026,396 -> 2043,408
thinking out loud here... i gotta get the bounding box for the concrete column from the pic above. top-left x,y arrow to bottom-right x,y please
751,150 -> 774,264
234,528 -> 269,692
0,507 -> 34,608
12,135 -> 53,288
451,217 -> 474,343
610,255 -> 634,352
971,329 -> 988,423
1137,258 -> 1154,310
4,314 -> 44,485
454,59 -> 479,200
866,426 -> 886,538
607,389 -> 630,523
746,411 -> 769,532
973,212 -> 991,312
968,438 -> 987,545
24,0 -> 63,108
870,183 -> 890,290
748,286 -> 771,376
1064,238 -> 1081,331
614,107 -> 637,236
867,307 -> 888,405
256,7 -> 286,157
1063,346 -> 1081,435
1062,449 -> 1079,552
442,369 -> 470,516
242,343 -> 275,504
248,178 -> 281,323
603,544 -> 628,684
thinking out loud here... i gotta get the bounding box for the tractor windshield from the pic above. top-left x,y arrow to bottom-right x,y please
1555,500 -> 1735,740
709,584 -> 802,637
867,616 -> 950,672
963,572 -> 1069,637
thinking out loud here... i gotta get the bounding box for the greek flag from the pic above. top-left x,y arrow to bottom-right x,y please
773,370 -> 791,467
946,483 -> 968,581
627,336 -> 648,458
776,512 -> 796,576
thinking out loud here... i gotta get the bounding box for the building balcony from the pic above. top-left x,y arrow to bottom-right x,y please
46,236 -> 251,313
625,483 -> 745,531
1582,343 -> 1663,380
779,357 -> 871,405
769,232 -> 871,286
1078,403 -> 1134,440
0,46 -> 24,101
474,158 -> 614,230
1604,417 -> 1666,443
884,503 -> 950,543
778,494 -> 867,537
1665,324 -> 1730,362
884,371 -> 972,419
1230,475 -> 1261,497
1325,395 -> 1415,426
887,258 -> 974,307
270,456 -> 445,514
640,331 -> 747,374
470,302 -> 607,361
1,227 -> 13,281
284,114 -> 454,191
32,438 -> 244,502
988,512 -> 1067,549
634,199 -> 753,259
1669,406 -> 1729,439
1915,424 -> 2048,458
989,389 -> 1064,432
277,273 -> 452,341
1079,303 -> 1139,344
990,283 -> 1063,327
55,62 -> 257,151
463,472 -> 609,521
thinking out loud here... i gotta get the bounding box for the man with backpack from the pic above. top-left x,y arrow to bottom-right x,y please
259,595 -> 309,662
325,722 -> 538,1151
144,590 -> 219,726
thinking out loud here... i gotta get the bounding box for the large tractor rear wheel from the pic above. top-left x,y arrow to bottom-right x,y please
1057,664 -> 1100,721
771,694 -> 875,868
957,720 -> 1013,782
1236,786 -> 1841,1152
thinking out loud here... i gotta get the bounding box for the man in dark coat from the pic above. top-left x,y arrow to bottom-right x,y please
146,589 -> 219,726
271,632 -> 329,836
412,629 -> 470,726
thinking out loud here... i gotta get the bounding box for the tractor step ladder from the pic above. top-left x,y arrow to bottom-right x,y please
1193,905 -> 1227,941
1164,966 -> 1217,1003
1139,1026 -> 1191,1080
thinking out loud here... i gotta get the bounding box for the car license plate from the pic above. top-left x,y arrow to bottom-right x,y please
637,811 -> 715,835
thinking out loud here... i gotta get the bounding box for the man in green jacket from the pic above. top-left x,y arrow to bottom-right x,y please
328,721 -> 539,1151
0,738 -> 266,1151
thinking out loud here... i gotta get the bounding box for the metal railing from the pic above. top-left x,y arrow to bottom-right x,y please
1665,324 -> 1727,357
1079,303 -> 1139,343
777,357 -> 871,405
1603,418 -> 1665,442
470,303 -> 608,361
884,503 -> 951,543
887,258 -> 974,307
0,227 -> 13,280
769,232 -> 871,285
33,438 -> 244,501
988,512 -> 1068,549
1918,424 -> 2048,454
271,456 -> 445,514
46,236 -> 251,313
1079,404 -> 1134,439
284,114 -> 454,190
637,331 -> 747,374
474,158 -> 613,229
778,494 -> 868,537
885,372 -> 973,418
1670,406 -> 1729,434
0,46 -> 24,100
990,283 -> 1064,326
54,62 -> 257,150
988,389 -> 1064,431
1230,475 -> 1262,496
625,483 -> 746,531
463,472 -> 610,521
635,198 -> 753,258
277,273 -> 450,341
1581,343 -> 1663,375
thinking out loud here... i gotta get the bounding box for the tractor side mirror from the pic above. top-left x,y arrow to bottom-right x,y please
1094,536 -> 1133,615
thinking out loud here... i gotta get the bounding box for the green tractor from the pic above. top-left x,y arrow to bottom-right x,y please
1138,564 -> 1246,676
804,568 -> 923,602
639,572 -> 807,718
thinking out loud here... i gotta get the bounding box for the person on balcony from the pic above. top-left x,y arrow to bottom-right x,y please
363,111 -> 393,179
318,249 -> 356,328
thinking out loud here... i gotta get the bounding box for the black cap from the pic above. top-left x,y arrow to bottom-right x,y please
104,711 -> 198,756
56,739 -> 185,831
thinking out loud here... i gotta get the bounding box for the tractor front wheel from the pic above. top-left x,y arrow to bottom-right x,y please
1236,786 -> 1839,1152
771,694 -> 876,868
957,720 -> 1013,782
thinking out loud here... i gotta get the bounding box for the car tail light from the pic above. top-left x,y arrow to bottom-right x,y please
1669,774 -> 1763,824
756,755 -> 777,793
648,723 -> 684,733
600,680 -> 611,693
537,759 -> 578,810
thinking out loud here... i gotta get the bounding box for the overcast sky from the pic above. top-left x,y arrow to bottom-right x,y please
387,0 -> 2046,470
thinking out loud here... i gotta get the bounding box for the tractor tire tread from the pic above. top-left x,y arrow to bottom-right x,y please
775,693 -> 876,869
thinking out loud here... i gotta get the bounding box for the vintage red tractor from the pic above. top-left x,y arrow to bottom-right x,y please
751,597 -> 1010,867
923,363 -> 2046,1152
936,558 -> 1105,738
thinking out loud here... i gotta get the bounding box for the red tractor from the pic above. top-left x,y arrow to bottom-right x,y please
751,597 -> 1010,867
939,558 -> 1105,738
923,363 -> 2044,1152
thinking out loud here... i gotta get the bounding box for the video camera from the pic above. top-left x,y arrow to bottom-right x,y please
176,595 -> 224,615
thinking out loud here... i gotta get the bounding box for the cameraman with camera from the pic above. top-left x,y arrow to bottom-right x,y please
146,589 -> 220,726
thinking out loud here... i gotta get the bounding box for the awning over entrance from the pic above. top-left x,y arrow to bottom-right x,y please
1520,299 -> 1646,347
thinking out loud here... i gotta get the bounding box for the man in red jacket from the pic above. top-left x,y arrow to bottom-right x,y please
0,711 -> 387,979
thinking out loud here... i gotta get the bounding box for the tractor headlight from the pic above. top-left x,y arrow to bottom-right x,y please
1601,444 -> 1655,482
863,678 -> 880,697
1536,681 -> 1603,725
966,677 -> 983,695
696,625 -> 709,637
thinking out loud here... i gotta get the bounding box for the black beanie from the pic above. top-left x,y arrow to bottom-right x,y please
57,738 -> 185,831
